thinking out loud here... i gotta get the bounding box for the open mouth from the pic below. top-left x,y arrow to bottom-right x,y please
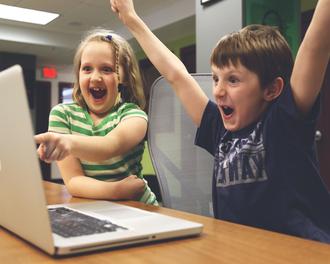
89,88 -> 107,99
222,106 -> 234,117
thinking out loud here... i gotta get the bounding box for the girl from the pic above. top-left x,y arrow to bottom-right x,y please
35,29 -> 157,205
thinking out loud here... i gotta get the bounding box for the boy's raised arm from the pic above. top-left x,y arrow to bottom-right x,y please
110,0 -> 209,126
291,0 -> 330,115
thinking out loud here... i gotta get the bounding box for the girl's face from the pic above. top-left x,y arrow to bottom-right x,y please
79,41 -> 120,117
212,61 -> 270,132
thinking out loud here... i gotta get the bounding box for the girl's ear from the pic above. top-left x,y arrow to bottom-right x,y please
263,77 -> 284,102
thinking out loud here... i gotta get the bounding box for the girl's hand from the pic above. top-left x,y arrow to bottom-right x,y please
115,175 -> 145,200
34,132 -> 72,163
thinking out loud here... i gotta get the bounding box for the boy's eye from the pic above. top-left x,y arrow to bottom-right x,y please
212,75 -> 219,84
228,76 -> 239,84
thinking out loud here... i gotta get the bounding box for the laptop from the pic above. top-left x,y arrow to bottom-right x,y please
0,65 -> 203,256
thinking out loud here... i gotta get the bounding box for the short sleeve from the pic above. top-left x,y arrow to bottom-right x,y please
195,100 -> 224,156
48,104 -> 71,134
270,84 -> 320,147
117,103 -> 148,122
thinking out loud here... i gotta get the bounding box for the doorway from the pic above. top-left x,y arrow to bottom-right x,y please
34,80 -> 51,181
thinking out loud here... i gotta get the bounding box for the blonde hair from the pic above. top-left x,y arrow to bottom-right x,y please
72,28 -> 146,109
211,24 -> 293,88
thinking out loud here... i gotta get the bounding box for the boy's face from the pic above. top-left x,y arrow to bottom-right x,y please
79,41 -> 122,117
211,62 -> 270,132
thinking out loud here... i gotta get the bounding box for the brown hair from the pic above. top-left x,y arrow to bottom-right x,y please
210,24 -> 293,88
72,28 -> 146,109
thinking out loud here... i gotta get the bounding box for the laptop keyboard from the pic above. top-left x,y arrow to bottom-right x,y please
48,207 -> 127,238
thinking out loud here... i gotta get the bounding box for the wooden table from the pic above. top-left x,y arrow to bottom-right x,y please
1,181 -> 329,264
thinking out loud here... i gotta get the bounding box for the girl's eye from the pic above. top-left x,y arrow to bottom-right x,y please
81,65 -> 92,72
103,66 -> 114,73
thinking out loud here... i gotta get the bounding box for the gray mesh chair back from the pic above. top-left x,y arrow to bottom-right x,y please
148,74 -> 214,217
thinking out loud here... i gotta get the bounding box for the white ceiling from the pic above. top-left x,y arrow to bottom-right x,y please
0,0 -> 195,67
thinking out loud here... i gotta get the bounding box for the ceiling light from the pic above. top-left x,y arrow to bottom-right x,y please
0,4 -> 59,25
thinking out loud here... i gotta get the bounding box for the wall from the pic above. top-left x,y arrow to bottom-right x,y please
243,0 -> 300,57
134,34 -> 195,61
36,65 -> 74,106
196,0 -> 243,72
301,0 -> 317,11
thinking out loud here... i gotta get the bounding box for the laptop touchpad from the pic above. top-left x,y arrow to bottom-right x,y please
66,201 -> 152,220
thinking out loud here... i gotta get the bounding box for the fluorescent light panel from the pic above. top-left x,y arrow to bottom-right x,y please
0,4 -> 59,25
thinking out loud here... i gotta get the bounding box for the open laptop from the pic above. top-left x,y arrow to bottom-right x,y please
0,65 -> 203,256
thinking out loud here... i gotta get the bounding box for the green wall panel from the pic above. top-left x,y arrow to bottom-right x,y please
243,0 -> 300,56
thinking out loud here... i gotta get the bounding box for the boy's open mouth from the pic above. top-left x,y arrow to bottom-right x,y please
89,88 -> 106,99
222,106 -> 234,116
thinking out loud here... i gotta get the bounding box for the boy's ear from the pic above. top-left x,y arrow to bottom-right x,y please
263,77 -> 284,102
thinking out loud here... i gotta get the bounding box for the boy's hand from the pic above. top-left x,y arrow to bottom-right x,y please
110,0 -> 137,25
115,175 -> 145,200
34,132 -> 72,163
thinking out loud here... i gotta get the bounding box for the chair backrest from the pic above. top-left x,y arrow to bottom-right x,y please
148,74 -> 214,217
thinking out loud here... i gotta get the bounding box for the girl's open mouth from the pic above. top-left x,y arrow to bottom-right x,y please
89,88 -> 107,99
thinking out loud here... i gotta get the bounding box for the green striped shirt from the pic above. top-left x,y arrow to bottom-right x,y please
49,102 -> 158,205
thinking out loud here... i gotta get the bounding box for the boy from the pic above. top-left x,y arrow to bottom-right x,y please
110,0 -> 330,242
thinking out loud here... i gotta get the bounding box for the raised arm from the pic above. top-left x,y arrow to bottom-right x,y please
110,0 -> 209,126
35,116 -> 146,162
291,0 -> 330,114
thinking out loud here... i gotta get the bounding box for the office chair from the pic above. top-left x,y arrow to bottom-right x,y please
148,74 -> 214,217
